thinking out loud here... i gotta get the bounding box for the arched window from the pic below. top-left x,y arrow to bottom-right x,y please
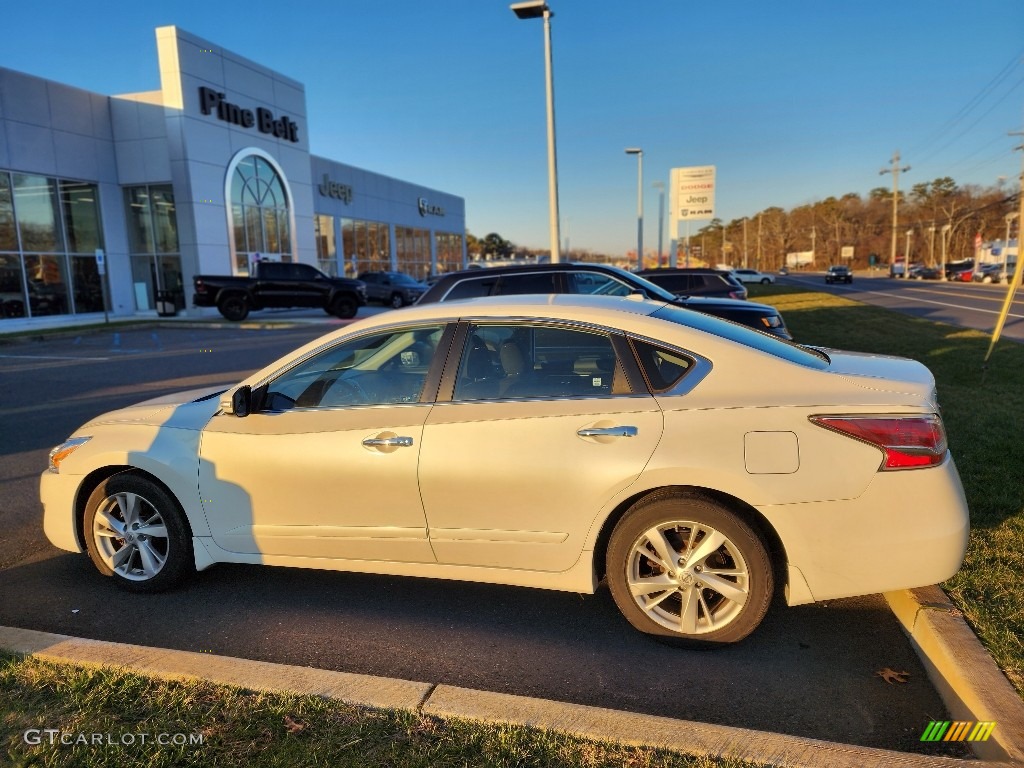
229,154 -> 292,274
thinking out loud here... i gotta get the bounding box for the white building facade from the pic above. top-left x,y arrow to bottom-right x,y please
0,26 -> 465,325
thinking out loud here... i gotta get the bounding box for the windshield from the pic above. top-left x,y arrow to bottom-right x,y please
651,305 -> 830,369
391,273 -> 420,285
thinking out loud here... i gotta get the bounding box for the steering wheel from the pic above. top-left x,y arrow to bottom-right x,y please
326,376 -> 370,405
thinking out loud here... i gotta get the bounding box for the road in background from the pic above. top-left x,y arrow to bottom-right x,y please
778,272 -> 1024,343
0,323 -> 964,755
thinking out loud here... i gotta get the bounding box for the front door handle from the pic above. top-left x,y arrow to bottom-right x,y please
577,426 -> 638,438
362,436 -> 415,447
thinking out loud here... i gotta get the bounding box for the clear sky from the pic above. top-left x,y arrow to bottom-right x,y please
4,0 -> 1023,255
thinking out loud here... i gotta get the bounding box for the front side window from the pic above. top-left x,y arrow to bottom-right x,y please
453,323 -> 629,401
263,324 -> 447,410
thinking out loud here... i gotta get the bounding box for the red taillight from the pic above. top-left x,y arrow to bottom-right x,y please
809,414 -> 947,470
195,279 -> 207,294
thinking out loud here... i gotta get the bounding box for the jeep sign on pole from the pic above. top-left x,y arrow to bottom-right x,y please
670,165 -> 716,225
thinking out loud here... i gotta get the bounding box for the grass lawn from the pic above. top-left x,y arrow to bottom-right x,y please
0,653 -> 762,768
750,284 -> 1024,697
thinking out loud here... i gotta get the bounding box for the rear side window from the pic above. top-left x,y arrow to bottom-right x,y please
445,277 -> 496,301
646,274 -> 693,292
495,272 -> 558,295
629,338 -> 694,392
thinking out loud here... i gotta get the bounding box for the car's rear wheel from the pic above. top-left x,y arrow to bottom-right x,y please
330,294 -> 358,319
217,293 -> 249,321
84,473 -> 194,593
606,494 -> 773,645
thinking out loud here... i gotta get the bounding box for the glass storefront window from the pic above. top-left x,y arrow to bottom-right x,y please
0,173 -> 16,251
123,184 -> 182,312
71,255 -> 104,313
151,185 -> 178,253
0,253 -> 26,318
315,214 -> 337,276
125,187 -> 154,254
61,181 -> 103,254
3,171 -> 109,321
14,174 -> 63,253
24,254 -> 69,316
230,154 -> 291,270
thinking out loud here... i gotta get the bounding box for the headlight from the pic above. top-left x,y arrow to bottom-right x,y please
47,437 -> 91,474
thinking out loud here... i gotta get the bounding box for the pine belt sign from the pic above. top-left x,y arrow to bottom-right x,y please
670,165 -> 716,224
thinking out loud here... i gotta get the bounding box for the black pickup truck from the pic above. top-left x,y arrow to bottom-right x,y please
193,261 -> 366,321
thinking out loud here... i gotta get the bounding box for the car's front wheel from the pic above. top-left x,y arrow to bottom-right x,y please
760,278 -> 771,285
84,473 -> 194,593
389,292 -> 405,309
606,494 -> 773,645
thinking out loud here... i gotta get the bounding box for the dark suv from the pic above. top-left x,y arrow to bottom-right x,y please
636,268 -> 748,300
416,263 -> 791,339
357,271 -> 428,308
825,265 -> 853,284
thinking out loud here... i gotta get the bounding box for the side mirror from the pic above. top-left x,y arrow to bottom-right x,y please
232,385 -> 252,418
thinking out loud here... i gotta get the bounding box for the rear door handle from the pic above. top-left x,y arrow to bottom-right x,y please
577,426 -> 638,438
362,436 -> 415,447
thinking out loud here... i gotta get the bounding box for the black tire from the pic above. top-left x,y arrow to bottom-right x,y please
606,493 -> 773,646
217,293 -> 250,321
329,294 -> 358,319
760,278 -> 771,285
389,292 -> 405,309
83,472 -> 194,593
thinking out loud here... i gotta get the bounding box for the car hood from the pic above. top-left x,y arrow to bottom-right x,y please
77,386 -> 227,431
821,349 -> 937,402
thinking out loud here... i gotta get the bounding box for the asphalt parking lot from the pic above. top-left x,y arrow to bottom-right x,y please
0,323 -> 967,756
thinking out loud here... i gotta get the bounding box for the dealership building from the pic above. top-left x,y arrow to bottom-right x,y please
0,26 -> 466,326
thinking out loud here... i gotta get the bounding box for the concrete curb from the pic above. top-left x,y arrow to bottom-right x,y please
1,624 -> 1015,768
885,586 -> 1024,763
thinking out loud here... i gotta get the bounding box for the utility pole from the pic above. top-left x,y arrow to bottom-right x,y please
928,224 -> 936,267
743,217 -> 748,268
810,226 -> 816,264
986,132 -> 1024,361
757,212 -> 763,270
880,151 -> 911,277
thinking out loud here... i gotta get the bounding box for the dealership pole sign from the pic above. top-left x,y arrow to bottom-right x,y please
670,165 -> 716,228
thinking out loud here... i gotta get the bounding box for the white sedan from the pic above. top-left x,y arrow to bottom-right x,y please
41,294 -> 968,644
730,269 -> 776,285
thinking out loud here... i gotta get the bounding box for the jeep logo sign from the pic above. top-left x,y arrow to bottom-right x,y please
418,197 -> 445,217
318,174 -> 353,203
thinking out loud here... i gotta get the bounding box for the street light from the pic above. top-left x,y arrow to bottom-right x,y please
905,228 -> 914,271
625,148 -> 643,270
652,181 -> 665,267
510,0 -> 561,263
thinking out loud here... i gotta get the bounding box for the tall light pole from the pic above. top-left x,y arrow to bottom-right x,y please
625,148 -> 643,270
905,228 -> 914,268
511,1 -> 561,263
652,181 -> 665,266
880,151 -> 910,277
928,223 -> 936,267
